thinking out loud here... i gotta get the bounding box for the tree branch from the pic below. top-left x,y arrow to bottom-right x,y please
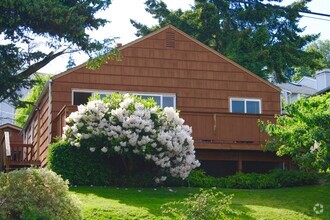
17,49 -> 67,79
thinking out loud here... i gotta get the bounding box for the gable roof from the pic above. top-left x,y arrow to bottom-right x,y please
276,82 -> 316,95
52,25 -> 280,92
0,123 -> 22,131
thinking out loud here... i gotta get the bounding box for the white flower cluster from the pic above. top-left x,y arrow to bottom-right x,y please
63,94 -> 200,180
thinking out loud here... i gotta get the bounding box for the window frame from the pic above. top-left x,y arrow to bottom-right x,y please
71,89 -> 176,108
229,98 -> 262,114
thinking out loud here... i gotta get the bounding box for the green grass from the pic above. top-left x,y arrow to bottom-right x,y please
71,183 -> 330,220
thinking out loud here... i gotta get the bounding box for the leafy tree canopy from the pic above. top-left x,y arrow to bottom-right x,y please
14,73 -> 51,127
292,39 -> 330,81
259,93 -> 330,171
0,0 -> 114,106
131,0 -> 323,82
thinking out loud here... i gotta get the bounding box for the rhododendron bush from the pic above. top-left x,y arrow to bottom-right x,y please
62,94 -> 200,182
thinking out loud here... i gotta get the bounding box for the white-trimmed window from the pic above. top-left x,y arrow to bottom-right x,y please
134,93 -> 176,108
230,98 -> 261,114
72,90 -> 176,108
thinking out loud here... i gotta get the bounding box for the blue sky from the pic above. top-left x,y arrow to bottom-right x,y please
41,0 -> 330,74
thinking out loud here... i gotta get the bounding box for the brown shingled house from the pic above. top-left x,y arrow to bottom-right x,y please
2,25 -> 291,175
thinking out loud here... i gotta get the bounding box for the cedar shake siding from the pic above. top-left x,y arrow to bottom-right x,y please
21,25 -> 288,174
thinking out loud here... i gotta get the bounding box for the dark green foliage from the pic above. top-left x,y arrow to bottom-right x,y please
132,0 -> 322,82
260,93 -> 330,171
48,141 -> 160,186
184,169 -> 319,189
48,141 -> 112,186
0,0 -> 113,106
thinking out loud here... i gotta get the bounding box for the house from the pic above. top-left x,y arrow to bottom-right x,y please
2,25 -> 290,175
277,69 -> 330,106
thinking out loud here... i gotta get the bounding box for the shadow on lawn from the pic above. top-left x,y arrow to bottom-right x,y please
71,184 -> 329,219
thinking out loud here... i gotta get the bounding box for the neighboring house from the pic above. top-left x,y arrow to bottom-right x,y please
0,123 -> 40,171
277,69 -> 330,107
2,25 -> 290,175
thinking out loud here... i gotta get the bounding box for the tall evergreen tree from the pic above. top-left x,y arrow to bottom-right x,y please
132,0 -> 322,82
0,0 -> 114,106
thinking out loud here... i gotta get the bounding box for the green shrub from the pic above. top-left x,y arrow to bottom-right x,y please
48,141 -> 112,185
0,168 -> 82,220
161,188 -> 238,219
184,169 -> 319,189
269,169 -> 319,187
49,141 -> 160,187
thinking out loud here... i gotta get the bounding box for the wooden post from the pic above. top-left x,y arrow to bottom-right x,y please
213,114 -> 217,141
238,152 -> 243,172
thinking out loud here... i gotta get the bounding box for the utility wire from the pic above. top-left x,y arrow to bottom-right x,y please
302,15 -> 330,22
230,0 -> 330,18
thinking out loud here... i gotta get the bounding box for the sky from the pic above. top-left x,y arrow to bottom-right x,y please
40,0 -> 330,74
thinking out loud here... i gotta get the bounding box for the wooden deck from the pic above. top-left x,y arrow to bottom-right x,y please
2,144 -> 41,171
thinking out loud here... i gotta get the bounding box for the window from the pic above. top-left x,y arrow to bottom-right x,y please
72,90 -> 176,108
139,95 -> 161,106
73,91 -> 92,105
230,98 -> 261,114
136,94 -> 176,108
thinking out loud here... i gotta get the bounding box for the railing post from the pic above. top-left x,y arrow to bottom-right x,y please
213,114 -> 217,142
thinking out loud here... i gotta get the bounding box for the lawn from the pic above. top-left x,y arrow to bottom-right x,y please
71,183 -> 329,220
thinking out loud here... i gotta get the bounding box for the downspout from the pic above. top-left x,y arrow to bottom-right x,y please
36,107 -> 41,161
47,79 -> 53,146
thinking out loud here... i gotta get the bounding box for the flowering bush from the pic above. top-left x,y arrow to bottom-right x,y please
63,94 -> 200,182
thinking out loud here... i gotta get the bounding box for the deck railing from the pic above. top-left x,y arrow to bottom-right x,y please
181,112 -> 276,150
53,105 -> 276,151
2,143 -> 41,170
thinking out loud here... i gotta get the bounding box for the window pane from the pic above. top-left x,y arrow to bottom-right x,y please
140,95 -> 161,106
99,94 -> 107,99
73,92 -> 92,105
162,96 -> 174,108
231,100 -> 244,113
246,101 -> 260,114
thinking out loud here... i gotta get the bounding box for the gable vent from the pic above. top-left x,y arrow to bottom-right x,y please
166,32 -> 175,48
